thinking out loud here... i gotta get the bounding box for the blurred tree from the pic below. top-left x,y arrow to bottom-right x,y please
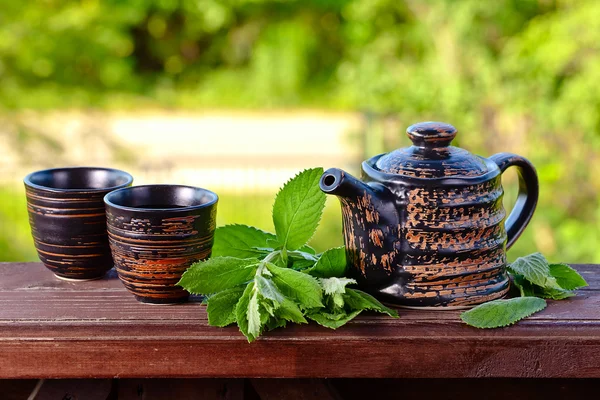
0,0 -> 598,261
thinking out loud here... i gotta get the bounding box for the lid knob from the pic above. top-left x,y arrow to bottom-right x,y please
407,121 -> 457,148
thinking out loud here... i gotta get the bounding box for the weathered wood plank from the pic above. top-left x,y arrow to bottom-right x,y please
0,263 -> 598,379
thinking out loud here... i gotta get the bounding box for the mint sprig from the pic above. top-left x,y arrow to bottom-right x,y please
178,168 -> 398,342
461,252 -> 588,328
272,168 -> 326,251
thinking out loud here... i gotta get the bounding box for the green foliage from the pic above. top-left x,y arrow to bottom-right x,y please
177,257 -> 259,294
178,168 -> 398,342
206,287 -> 245,327
548,263 -> 589,290
267,264 -> 324,309
0,0 -> 599,262
306,247 -> 348,278
272,167 -> 326,250
212,225 -> 275,259
0,187 -> 37,262
462,253 -> 588,328
508,253 -> 559,289
461,297 -> 547,329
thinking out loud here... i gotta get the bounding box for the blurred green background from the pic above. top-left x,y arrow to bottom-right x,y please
1,0 -> 599,263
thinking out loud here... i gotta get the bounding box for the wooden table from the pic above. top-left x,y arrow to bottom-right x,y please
1,262 -> 599,399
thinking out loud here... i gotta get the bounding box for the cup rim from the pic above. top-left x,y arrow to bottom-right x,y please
24,167 -> 134,193
104,184 -> 219,213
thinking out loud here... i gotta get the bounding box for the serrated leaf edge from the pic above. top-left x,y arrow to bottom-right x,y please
461,297 -> 547,329
272,167 -> 325,249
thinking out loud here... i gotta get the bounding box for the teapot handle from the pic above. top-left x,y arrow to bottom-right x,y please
489,153 -> 539,250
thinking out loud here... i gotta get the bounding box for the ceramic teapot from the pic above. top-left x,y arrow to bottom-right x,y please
320,122 -> 538,308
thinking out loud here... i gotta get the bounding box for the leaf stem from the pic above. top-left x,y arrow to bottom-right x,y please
262,250 -> 281,265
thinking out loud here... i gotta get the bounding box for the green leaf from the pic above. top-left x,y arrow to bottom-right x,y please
320,277 -> 356,295
288,250 -> 318,271
298,244 -> 317,255
288,250 -> 318,262
177,257 -> 259,294
308,247 -> 347,278
344,289 -> 399,318
548,263 -> 588,290
236,283 -> 254,342
266,263 -> 324,309
272,167 -> 326,250
255,275 -> 285,304
512,271 -> 578,300
265,317 -> 288,331
206,286 -> 246,327
266,238 -> 282,249
508,253 -> 560,289
511,274 -> 536,297
212,225 -> 275,258
276,298 -> 307,324
307,310 -> 362,329
247,290 -> 262,339
536,287 -> 575,300
460,297 -> 547,329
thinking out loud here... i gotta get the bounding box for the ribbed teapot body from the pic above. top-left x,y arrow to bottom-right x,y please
353,161 -> 510,308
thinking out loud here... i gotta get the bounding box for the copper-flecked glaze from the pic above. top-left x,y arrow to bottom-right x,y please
24,167 -> 133,280
104,185 -> 218,304
321,122 -> 539,307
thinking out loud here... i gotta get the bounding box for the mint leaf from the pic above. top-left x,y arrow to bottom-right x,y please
178,257 -> 259,294
288,250 -> 318,271
508,253 -> 560,289
276,298 -> 307,324
320,277 -> 356,295
512,271 -> 578,300
308,310 -> 362,329
266,238 -> 281,249
265,317 -> 287,331
272,168 -> 326,250
511,274 -> 536,297
460,297 -> 547,329
344,289 -> 399,318
308,247 -> 347,278
266,264 -> 323,309
299,244 -> 317,255
255,275 -> 286,304
236,283 -> 254,341
548,263 -> 588,290
288,250 -> 318,262
206,286 -> 245,327
247,290 -> 262,339
536,287 -> 575,300
212,225 -> 274,258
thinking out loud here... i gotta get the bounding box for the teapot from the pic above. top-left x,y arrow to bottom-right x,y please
320,122 -> 538,308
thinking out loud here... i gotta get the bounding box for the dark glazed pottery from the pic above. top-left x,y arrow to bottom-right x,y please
320,122 -> 539,308
104,185 -> 218,304
24,167 -> 133,280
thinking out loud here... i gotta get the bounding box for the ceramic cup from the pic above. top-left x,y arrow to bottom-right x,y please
104,184 -> 218,304
24,167 -> 134,280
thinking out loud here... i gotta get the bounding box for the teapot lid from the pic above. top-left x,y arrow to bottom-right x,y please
373,122 -> 491,179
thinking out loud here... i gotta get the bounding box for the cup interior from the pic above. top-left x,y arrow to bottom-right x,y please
25,167 -> 133,191
104,185 -> 218,211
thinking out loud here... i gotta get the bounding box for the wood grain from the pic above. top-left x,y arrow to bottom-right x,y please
0,262 -> 599,379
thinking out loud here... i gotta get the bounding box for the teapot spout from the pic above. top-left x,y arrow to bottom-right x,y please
319,168 -> 402,288
319,168 -> 370,199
